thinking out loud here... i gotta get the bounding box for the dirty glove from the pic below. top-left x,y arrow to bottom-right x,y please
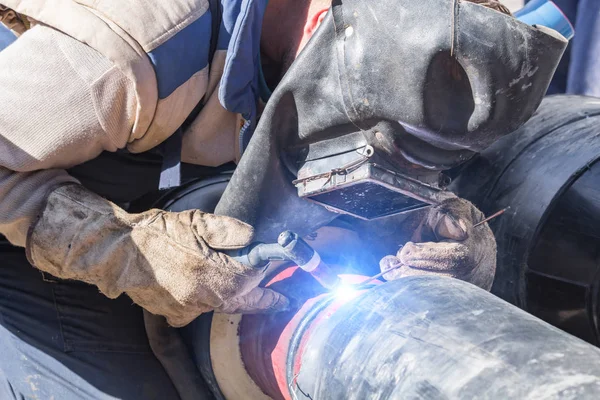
26,184 -> 288,327
379,196 -> 496,290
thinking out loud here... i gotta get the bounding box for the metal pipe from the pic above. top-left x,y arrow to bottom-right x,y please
209,269 -> 600,399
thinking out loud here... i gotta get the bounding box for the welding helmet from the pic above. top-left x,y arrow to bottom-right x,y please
215,0 -> 568,241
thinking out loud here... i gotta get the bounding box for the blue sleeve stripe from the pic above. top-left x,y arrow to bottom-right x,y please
147,11 -> 212,99
0,24 -> 16,51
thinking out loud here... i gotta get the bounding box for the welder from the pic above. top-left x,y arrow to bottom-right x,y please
0,0 -> 557,398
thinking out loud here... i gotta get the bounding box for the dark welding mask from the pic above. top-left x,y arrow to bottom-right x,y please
215,0 -> 568,241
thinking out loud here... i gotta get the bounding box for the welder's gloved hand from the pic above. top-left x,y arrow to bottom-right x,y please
26,184 -> 289,327
379,196 -> 496,290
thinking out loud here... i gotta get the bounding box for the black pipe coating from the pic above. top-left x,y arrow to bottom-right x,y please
452,95 -> 600,345
290,276 -> 600,399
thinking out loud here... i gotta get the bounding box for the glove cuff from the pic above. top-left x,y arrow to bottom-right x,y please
26,182 -> 82,267
26,183 -> 134,299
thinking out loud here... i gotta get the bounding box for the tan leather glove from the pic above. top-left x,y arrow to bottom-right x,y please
26,184 -> 288,327
379,196 -> 496,290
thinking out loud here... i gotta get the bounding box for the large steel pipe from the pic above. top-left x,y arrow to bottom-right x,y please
199,269 -> 600,399
453,95 -> 600,344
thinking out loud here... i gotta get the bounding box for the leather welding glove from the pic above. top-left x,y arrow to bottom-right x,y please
379,196 -> 496,290
26,184 -> 289,327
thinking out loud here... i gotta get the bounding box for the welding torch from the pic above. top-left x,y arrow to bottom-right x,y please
226,208 -> 509,291
225,231 -> 341,290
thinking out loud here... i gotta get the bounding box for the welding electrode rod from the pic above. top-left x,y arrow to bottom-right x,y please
368,264 -> 402,282
473,207 -> 509,228
358,209 -> 508,289
354,263 -> 404,290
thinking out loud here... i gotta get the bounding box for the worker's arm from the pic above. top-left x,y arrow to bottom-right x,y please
0,25 -> 287,324
379,196 -> 497,290
0,24 -> 134,245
